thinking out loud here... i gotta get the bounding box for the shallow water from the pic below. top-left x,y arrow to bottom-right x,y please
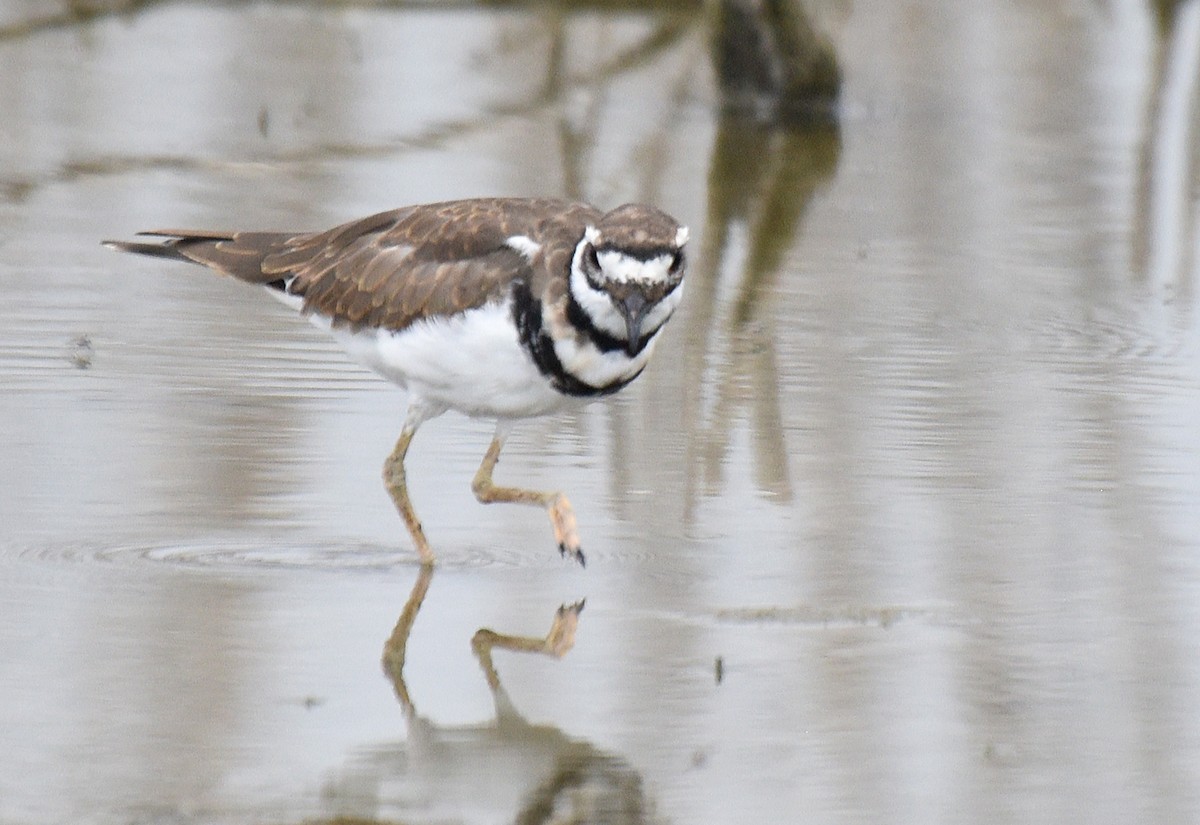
3,1 -> 1200,823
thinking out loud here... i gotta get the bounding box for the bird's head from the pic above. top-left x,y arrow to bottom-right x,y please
569,204 -> 689,356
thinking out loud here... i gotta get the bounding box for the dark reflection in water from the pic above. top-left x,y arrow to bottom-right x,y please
318,568 -> 652,824
1133,0 -> 1200,293
684,117 -> 841,508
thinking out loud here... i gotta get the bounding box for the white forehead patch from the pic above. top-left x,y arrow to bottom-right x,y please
596,249 -> 676,284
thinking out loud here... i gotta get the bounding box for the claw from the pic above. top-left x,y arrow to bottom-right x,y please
558,541 -> 586,567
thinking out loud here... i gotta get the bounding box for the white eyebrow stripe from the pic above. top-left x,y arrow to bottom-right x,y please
595,249 -> 676,284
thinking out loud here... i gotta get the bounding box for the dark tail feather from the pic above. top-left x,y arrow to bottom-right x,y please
103,230 -> 296,284
102,238 -> 193,261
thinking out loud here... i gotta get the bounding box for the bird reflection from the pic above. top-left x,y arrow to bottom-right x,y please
321,568 -> 653,825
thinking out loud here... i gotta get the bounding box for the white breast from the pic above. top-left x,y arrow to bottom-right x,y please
301,295 -> 567,419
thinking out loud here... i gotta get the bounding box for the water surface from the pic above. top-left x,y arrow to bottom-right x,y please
2,1 -> 1200,823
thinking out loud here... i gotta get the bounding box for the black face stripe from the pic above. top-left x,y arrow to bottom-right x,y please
565,290 -> 657,356
597,243 -> 680,262
511,281 -> 642,398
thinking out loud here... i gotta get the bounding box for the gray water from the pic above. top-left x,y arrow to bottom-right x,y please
2,2 -> 1200,823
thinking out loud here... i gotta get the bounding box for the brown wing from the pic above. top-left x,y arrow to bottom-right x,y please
107,198 -> 601,332
264,199 -> 571,331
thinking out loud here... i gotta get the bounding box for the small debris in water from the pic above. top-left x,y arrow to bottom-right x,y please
714,604 -> 942,628
714,655 -> 724,684
69,334 -> 93,369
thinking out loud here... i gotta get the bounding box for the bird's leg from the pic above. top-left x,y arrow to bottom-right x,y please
383,420 -> 436,566
471,431 -> 585,565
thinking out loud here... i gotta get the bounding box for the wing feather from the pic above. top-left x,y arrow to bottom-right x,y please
107,197 -> 603,332
273,198 -> 597,331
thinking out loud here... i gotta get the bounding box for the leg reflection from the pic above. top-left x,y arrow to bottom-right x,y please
353,573 -> 650,823
472,600 -> 585,694
380,564 -> 433,719
380,564 -> 585,715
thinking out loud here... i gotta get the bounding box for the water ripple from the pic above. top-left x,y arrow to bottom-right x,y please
9,537 -> 537,573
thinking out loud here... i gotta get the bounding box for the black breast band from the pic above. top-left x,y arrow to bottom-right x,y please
512,281 -> 642,398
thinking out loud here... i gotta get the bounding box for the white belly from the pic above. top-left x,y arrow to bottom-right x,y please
322,297 -> 567,419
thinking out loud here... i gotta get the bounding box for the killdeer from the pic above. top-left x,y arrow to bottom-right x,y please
105,198 -> 689,566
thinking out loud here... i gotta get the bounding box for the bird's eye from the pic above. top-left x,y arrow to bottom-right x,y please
668,250 -> 685,275
585,244 -> 601,272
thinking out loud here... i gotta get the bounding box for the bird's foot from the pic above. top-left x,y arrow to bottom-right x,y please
550,494 -> 585,566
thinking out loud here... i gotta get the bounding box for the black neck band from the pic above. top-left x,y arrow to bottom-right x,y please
512,282 -> 641,398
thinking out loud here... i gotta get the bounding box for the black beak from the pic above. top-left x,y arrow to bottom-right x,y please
619,292 -> 650,355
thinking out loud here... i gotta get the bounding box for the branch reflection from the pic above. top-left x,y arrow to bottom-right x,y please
683,116 -> 841,514
1132,0 -> 1200,294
